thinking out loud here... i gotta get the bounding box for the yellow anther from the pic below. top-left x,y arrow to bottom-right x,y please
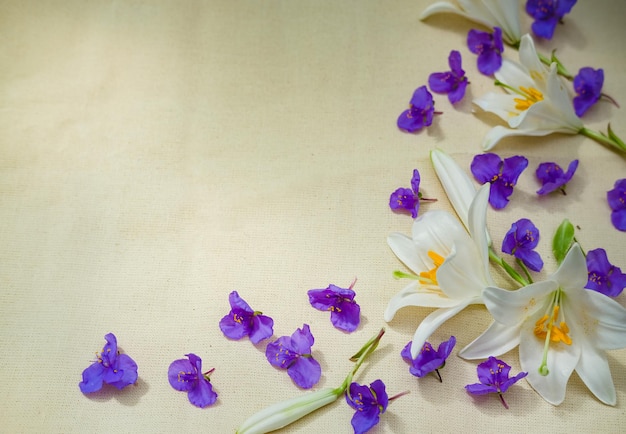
419,251 -> 445,285
514,87 -> 544,111
534,305 -> 571,345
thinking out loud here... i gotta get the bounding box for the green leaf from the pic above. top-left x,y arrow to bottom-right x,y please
608,123 -> 626,147
552,219 -> 575,265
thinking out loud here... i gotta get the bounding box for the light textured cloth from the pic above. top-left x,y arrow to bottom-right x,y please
1,1 -> 625,432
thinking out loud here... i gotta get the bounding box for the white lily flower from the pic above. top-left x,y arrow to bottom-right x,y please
474,34 -> 583,151
385,185 -> 494,358
460,244 -> 626,406
420,0 -> 521,46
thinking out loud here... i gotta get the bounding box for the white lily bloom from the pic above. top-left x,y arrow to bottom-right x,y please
474,34 -> 583,151
460,244 -> 626,406
385,185 -> 494,358
420,0 -> 521,46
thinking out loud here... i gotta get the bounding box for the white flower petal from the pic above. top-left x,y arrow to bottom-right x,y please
473,92 -> 519,122
520,314 -> 581,406
544,64 -> 584,130
574,342 -> 617,406
480,0 -> 521,45
481,125 -> 555,150
438,241 -> 486,299
430,148 -> 477,232
410,301 -> 472,358
384,281 -> 461,322
468,184 -> 494,285
551,244 -> 588,293
387,232 -> 430,274
495,59 -> 536,91
483,281 -> 557,326
459,320 -> 521,360
420,2 -> 472,20
411,210 -> 468,250
517,34 -> 548,82
569,289 -> 626,351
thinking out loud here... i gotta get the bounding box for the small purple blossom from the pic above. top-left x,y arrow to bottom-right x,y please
502,218 -> 544,272
607,179 -> 626,231
428,50 -> 468,104
219,291 -> 274,344
168,353 -> 218,408
308,281 -> 360,332
401,336 -> 456,382
389,169 -> 433,218
573,67 -> 604,117
465,356 -> 527,409
471,153 -> 528,209
536,160 -> 578,195
345,379 -> 388,434
526,0 -> 577,40
265,324 -> 321,389
467,27 -> 504,75
397,86 -> 435,133
585,248 -> 626,297
79,333 -> 138,394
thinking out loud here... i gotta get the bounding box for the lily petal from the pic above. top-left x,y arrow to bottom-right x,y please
410,301 -> 472,358
574,341 -> 616,406
437,242 -> 486,299
459,320 -> 521,359
468,185 -> 493,285
384,281 -> 464,322
483,281 -> 557,326
568,289 -> 626,351
551,244 -> 588,291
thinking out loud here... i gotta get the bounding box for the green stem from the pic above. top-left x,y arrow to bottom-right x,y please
537,51 -> 573,80
515,258 -> 534,284
342,328 -> 385,391
579,127 -> 626,154
489,248 -> 529,287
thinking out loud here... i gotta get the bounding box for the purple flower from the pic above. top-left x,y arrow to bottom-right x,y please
467,27 -> 504,76
536,160 -> 578,195
168,353 -> 218,408
526,0 -> 577,40
471,153 -> 528,209
502,218 -> 544,272
573,67 -> 604,117
219,291 -> 274,344
397,86 -> 435,133
607,178 -> 626,231
265,324 -> 321,389
428,50 -> 469,104
307,281 -> 360,332
585,248 -> 626,297
401,336 -> 456,381
389,169 -> 422,218
345,379 -> 388,434
79,333 -> 138,394
465,356 -> 527,409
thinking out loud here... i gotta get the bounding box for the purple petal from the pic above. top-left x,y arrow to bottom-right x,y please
428,72 -> 454,94
389,187 -> 419,217
586,248 -> 611,275
249,314 -> 274,344
489,180 -> 513,209
514,218 -> 540,249
515,248 -> 544,272
228,290 -> 253,313
531,18 -> 558,39
168,358 -> 197,391
351,406 -> 381,434
448,50 -> 464,76
477,50 -> 502,76
370,379 -> 388,412
346,382 -> 373,410
499,371 -> 528,394
290,324 -> 315,354
412,358 -> 444,377
410,85 -> 433,108
79,362 -> 106,393
187,378 -> 218,408
107,353 -> 138,389
611,209 -> 626,231
607,179 -> 626,211
436,336 -> 456,359
501,227 -> 517,255
448,79 -> 468,104
397,109 -> 422,132
265,337 -> 296,369
467,30 -> 490,55
502,155 -> 528,184
465,383 -> 497,395
471,153 -> 502,184
330,300 -> 360,332
308,288 -> 336,310
556,0 -> 577,16
477,357 -> 511,385
410,169 -> 421,194
288,356 -> 321,389
219,311 -> 250,340
493,27 -> 504,54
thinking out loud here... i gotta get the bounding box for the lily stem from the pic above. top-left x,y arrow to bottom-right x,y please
515,258 -> 534,284
579,127 -> 626,154
489,248 -> 529,287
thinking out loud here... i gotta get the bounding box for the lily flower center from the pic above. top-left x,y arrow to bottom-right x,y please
534,290 -> 571,376
514,86 -> 544,111
419,251 -> 445,285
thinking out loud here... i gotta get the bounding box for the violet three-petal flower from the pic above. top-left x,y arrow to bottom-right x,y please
345,379 -> 388,434
573,67 -> 604,117
467,27 -> 504,75
471,153 -> 528,209
465,356 -> 527,408
526,0 -> 577,40
428,50 -> 468,104
389,169 -> 422,218
308,282 -> 360,332
585,248 -> 626,297
401,336 -> 456,380
265,324 -> 321,389
219,291 -> 274,344
501,218 -> 544,272
536,160 -> 578,195
607,178 -> 626,231
168,353 -> 218,408
397,86 -> 435,132
79,333 -> 138,394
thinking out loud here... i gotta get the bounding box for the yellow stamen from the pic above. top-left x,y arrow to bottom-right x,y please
514,86 -> 544,111
419,251 -> 445,285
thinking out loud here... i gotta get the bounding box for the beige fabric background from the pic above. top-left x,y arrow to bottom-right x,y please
2,1 -> 625,432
